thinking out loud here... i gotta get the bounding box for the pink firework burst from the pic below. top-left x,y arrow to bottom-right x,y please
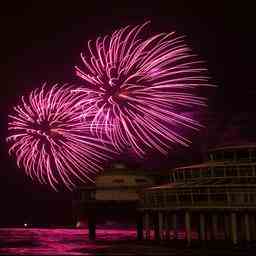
6,84 -> 113,190
74,21 -> 214,156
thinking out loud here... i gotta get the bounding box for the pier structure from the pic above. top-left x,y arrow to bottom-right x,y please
139,144 -> 256,245
72,163 -> 165,240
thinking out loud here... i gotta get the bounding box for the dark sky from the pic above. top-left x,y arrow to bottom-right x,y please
0,1 -> 255,225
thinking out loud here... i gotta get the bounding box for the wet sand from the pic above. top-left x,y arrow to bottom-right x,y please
0,228 -> 255,255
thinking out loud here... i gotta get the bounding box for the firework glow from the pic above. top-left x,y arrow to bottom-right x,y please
6,84 -> 114,190
75,21 -> 213,156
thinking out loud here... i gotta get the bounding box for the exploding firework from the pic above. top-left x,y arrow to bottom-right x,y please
7,84 -> 113,190
74,21 -> 213,156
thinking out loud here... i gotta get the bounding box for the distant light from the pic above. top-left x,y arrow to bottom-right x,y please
114,163 -> 125,169
76,220 -> 86,228
24,223 -> 28,228
76,221 -> 81,228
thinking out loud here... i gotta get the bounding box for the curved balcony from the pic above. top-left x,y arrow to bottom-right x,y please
171,163 -> 256,183
141,184 -> 256,209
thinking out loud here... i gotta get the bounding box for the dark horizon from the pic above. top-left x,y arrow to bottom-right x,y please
0,1 -> 256,226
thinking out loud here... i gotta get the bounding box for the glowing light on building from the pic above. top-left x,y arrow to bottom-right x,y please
74,21 -> 213,156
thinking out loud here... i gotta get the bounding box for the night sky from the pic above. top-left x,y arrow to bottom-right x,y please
0,1 -> 255,226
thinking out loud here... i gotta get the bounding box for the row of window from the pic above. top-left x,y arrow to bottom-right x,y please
171,165 -> 256,182
143,191 -> 256,207
208,149 -> 256,162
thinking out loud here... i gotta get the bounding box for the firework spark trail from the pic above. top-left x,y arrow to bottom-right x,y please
74,21 -> 214,156
7,84 -> 114,190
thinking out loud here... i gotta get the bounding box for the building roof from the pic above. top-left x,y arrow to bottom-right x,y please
209,143 -> 256,152
174,161 -> 256,171
174,162 -> 214,170
144,178 -> 256,191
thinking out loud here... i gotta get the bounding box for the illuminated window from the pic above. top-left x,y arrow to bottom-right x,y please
184,170 -> 192,179
214,167 -> 224,177
201,168 -> 211,177
135,178 -> 147,183
192,169 -> 200,178
114,163 -> 125,169
178,194 -> 191,203
224,151 -> 234,161
113,179 -> 124,183
240,166 -> 253,176
226,167 -> 237,176
214,151 -> 223,161
194,194 -> 208,203
209,153 -> 214,161
166,194 -> 176,203
251,150 -> 256,160
249,193 -> 256,203
211,193 -> 226,202
178,171 -> 184,180
174,171 -> 179,181
237,150 -> 249,161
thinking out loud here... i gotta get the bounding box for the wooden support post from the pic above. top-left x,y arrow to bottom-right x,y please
224,214 -> 230,241
165,212 -> 170,240
159,212 -> 163,240
185,211 -> 191,245
136,212 -> 143,240
144,212 -> 150,240
231,212 -> 238,245
250,214 -> 256,241
88,212 -> 96,241
199,213 -> 206,241
172,212 -> 177,239
244,213 -> 250,242
212,214 -> 218,240
153,212 -> 160,240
